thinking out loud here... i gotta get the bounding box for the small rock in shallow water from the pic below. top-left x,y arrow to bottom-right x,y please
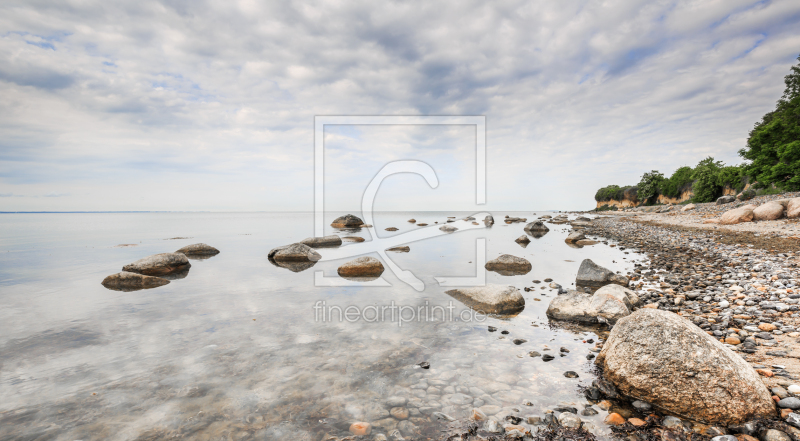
557,412 -> 582,429
417,362 -> 430,369
390,407 -> 409,420
564,371 -> 579,378
349,422 -> 371,436
604,413 -> 625,425
488,326 -> 497,332
632,400 -> 652,412
484,419 -> 503,433
542,354 -> 554,362
513,339 -> 527,345
528,351 -> 541,358
581,407 -> 598,416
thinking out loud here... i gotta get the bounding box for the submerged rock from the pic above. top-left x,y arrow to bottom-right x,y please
338,256 -> 385,277
331,214 -> 364,228
268,243 -> 322,262
175,243 -> 220,256
439,225 -> 458,233
101,271 -> 170,291
386,246 -> 410,252
122,253 -> 191,276
596,309 -> 776,425
484,215 -> 494,225
445,285 -> 525,315
575,259 -> 628,293
299,235 -> 342,248
485,254 -> 532,275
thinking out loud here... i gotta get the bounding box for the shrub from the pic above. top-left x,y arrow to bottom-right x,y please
716,165 -> 747,193
595,185 -> 630,202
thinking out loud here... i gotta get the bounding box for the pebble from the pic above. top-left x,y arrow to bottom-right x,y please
604,413 -> 625,425
557,412 -> 582,429
779,397 -> 800,409
349,422 -> 371,436
632,400 -> 652,412
662,416 -> 683,430
563,371 -> 579,378
787,412 -> 800,428
789,385 -> 800,394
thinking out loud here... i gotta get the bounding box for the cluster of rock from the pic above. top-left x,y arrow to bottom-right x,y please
706,198 -> 800,225
102,243 -> 219,291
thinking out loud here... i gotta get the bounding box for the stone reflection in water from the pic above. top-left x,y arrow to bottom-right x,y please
268,258 -> 317,272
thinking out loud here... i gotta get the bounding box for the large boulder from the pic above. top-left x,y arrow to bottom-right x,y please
565,231 -> 586,243
716,195 -> 736,205
485,254 -> 532,275
575,259 -> 628,293
546,291 -> 598,324
719,205 -> 756,225
681,204 -> 696,212
588,291 -> 630,325
102,271 -> 170,291
175,243 -> 220,256
331,214 -> 364,228
338,256 -> 385,277
595,284 -> 640,307
753,201 -> 786,221
445,285 -> 525,315
596,309 -> 776,425
122,253 -> 191,276
788,198 -> 800,219
300,235 -> 342,248
268,243 -> 322,262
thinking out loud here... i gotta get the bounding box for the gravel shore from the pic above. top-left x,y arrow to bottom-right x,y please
584,211 -> 800,396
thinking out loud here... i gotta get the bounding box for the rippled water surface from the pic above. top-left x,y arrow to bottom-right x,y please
0,212 -> 645,440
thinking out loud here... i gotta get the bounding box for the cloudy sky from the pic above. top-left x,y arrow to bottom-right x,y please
1,0 -> 799,212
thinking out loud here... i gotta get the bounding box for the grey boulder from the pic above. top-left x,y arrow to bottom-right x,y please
524,221 -> 549,233
575,259 -> 629,293
445,285 -> 525,315
122,253 -> 191,276
331,214 -> 364,228
546,291 -> 598,324
338,256 -> 385,278
716,195 -> 736,205
485,254 -> 532,275
565,231 -> 586,243
515,235 -> 530,245
102,271 -> 170,291
268,243 -> 322,262
596,309 -> 776,425
299,235 -> 342,248
175,243 -> 220,256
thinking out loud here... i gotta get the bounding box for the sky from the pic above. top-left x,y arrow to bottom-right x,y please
1,0 -> 800,212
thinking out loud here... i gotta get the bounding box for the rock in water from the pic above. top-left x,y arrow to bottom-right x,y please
484,215 -> 494,225
101,271 -> 170,291
575,259 -> 628,293
299,235 -> 342,248
386,246 -> 410,252
445,285 -> 525,315
515,235 -> 530,245
565,231 -> 586,243
439,225 -> 458,233
485,254 -> 532,275
546,291 -> 598,324
524,221 -> 549,233
588,289 -> 631,325
407,218 -> 416,223
122,253 -> 191,276
596,309 -> 776,425
175,243 -> 220,256
753,201 -> 786,221
338,256 -> 385,277
331,214 -> 364,228
268,243 -> 322,262
719,205 -> 756,225
716,195 -> 736,205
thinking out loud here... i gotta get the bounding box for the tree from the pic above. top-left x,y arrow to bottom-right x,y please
637,170 -> 665,204
740,54 -> 800,191
691,157 -> 724,202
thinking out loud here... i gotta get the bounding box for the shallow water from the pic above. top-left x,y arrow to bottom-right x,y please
0,212 -> 646,440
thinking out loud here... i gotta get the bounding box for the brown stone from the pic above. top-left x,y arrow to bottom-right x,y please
598,400 -> 613,410
390,407 -> 409,420
725,335 -> 741,345
349,422 -> 371,436
787,198 -> 800,219
759,323 -> 777,332
605,413 -> 626,425
719,205 -> 756,225
753,201 -> 786,221
628,418 -> 646,426
337,257 -> 385,277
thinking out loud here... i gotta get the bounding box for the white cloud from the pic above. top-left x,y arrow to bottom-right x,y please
0,0 -> 799,211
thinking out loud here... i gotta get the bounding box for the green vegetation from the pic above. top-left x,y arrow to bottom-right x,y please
636,171 -> 665,204
594,204 -> 618,212
739,55 -> 800,191
593,54 -> 800,206
594,185 -> 633,202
